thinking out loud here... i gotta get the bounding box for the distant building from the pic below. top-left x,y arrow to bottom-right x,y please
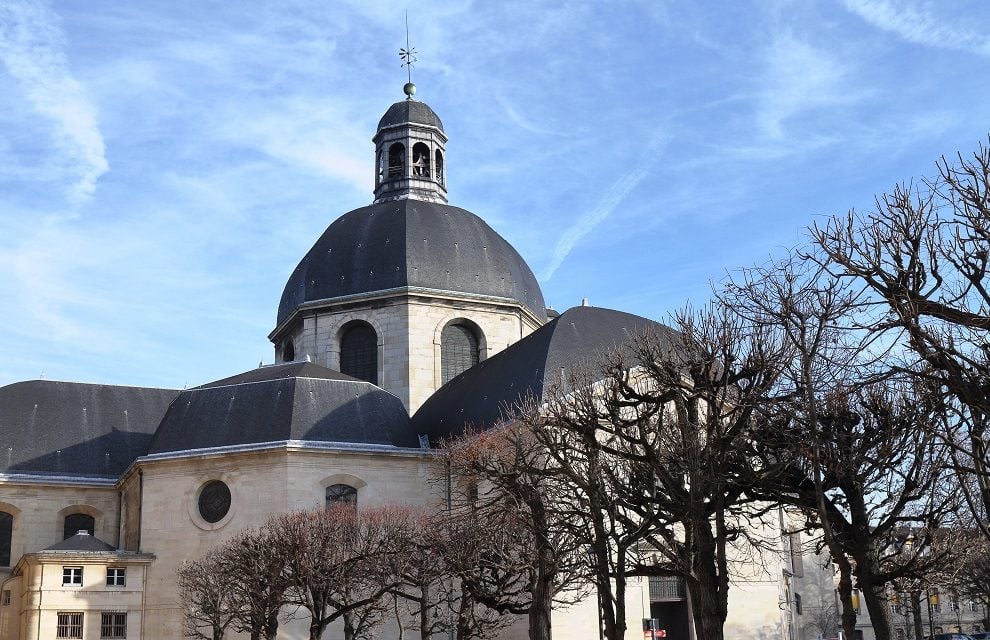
0,83 -> 831,640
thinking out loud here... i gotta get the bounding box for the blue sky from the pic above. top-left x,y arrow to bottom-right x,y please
1,0 -> 988,389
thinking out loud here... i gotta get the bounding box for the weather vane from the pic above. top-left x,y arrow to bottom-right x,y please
399,11 -> 417,99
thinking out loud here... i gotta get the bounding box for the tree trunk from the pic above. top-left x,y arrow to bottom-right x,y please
343,611 -> 356,640
528,566 -> 553,640
835,570 -> 857,640
686,530 -> 727,640
859,578 -> 893,640
456,586 -> 473,640
419,588 -> 431,640
910,591 -> 924,640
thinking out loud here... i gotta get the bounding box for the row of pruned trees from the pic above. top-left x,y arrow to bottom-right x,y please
440,141 -> 990,640
178,503 -> 529,640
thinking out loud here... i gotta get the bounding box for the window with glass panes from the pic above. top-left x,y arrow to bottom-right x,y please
62,566 -> 83,586
339,323 -> 378,384
56,612 -> 83,639
101,612 -> 127,639
107,568 -> 126,587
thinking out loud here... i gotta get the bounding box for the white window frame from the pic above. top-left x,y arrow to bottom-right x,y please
106,567 -> 126,587
62,566 -> 83,586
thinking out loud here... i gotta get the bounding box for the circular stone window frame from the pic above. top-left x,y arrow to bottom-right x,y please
188,477 -> 237,531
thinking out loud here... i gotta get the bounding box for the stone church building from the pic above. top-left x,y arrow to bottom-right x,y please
0,86 -> 831,640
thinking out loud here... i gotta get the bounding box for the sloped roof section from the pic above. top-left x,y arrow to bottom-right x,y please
0,380 -> 179,478
147,362 -> 417,454
45,531 -> 117,552
276,199 -> 546,326
411,306 -> 673,442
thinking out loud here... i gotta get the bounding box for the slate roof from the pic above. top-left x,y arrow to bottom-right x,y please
411,306 -> 673,442
276,199 -> 547,326
147,362 -> 417,454
377,99 -> 444,132
0,380 -> 179,478
45,531 -> 117,552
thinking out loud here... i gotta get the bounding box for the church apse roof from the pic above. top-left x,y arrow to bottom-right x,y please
146,361 -> 418,454
0,380 -> 179,479
411,306 -> 674,443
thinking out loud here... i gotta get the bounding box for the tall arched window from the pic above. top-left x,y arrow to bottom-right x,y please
412,142 -> 430,178
340,322 -> 378,385
387,143 -> 405,178
63,513 -> 95,540
435,149 -> 444,187
0,511 -> 12,567
376,150 -> 384,185
441,323 -> 480,384
281,340 -> 295,363
325,484 -> 357,508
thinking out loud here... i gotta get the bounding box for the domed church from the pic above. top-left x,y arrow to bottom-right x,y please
0,87 -> 819,640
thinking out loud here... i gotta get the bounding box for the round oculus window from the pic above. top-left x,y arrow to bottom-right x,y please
198,480 -> 231,523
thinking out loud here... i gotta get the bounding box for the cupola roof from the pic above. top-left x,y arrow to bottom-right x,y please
377,99 -> 444,133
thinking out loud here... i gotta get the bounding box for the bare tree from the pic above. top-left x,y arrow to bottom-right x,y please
273,504 -> 415,640
390,506 -> 513,640
440,424 -> 586,640
221,525 -> 290,640
178,548 -> 236,640
725,254 -> 963,640
811,141 -> 990,539
588,306 -> 788,640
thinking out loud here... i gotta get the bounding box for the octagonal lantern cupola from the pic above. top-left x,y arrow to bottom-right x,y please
373,84 -> 448,204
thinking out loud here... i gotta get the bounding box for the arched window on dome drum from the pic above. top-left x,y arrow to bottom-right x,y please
435,149 -> 444,187
412,142 -> 431,178
387,143 -> 405,178
0,511 -> 11,567
441,323 -> 480,385
63,513 -> 95,539
339,323 -> 378,385
281,340 -> 294,363
376,150 -> 384,185
326,484 -> 357,508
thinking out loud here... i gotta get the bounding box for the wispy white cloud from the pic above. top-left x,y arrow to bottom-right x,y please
756,32 -> 860,140
541,132 -> 668,281
0,0 -> 108,204
495,93 -> 562,136
842,0 -> 990,56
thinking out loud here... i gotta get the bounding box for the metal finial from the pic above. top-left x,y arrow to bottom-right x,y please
399,11 -> 417,99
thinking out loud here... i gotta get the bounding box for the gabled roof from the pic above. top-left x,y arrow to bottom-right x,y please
0,380 -> 179,478
147,362 -> 418,454
411,306 -> 673,442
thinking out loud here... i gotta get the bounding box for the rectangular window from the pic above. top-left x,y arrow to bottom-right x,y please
56,612 -> 83,639
106,568 -> 126,587
1,589 -> 10,605
794,592 -> 802,615
62,566 -> 83,586
101,612 -> 127,639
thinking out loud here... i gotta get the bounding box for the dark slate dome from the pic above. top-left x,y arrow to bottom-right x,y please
377,99 -> 444,132
146,362 -> 418,454
277,199 -> 546,325
0,380 -> 179,478
411,306 -> 675,442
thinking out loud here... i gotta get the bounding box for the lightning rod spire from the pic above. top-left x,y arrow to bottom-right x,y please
399,11 -> 418,99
